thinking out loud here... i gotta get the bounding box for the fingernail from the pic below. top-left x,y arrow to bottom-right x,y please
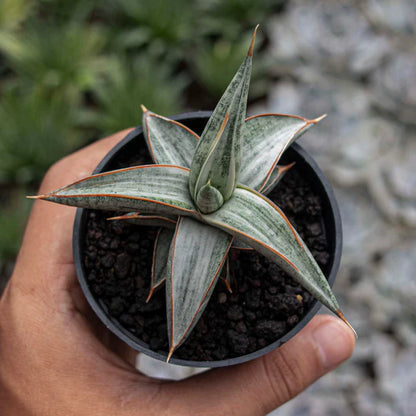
312,319 -> 355,371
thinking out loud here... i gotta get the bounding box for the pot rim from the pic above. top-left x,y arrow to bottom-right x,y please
73,111 -> 342,368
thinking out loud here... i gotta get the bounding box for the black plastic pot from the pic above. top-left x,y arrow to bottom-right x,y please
73,111 -> 342,368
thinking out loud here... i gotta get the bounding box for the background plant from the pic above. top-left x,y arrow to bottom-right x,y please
0,0 -> 289,290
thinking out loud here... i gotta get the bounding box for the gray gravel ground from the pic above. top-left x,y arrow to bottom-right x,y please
263,1 -> 416,414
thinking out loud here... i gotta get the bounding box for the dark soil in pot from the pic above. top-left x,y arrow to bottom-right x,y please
74,112 -> 341,366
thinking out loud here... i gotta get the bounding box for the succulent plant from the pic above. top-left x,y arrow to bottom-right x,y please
30,27 -> 355,361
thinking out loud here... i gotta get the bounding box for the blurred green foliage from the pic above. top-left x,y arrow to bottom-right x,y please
0,89 -> 81,185
0,0 -> 33,32
90,56 -> 188,134
0,0 -> 288,284
0,20 -> 109,103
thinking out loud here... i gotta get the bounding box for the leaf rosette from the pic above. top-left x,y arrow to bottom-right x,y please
30,26 -> 355,361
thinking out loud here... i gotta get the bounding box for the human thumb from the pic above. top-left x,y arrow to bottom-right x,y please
161,315 -> 355,415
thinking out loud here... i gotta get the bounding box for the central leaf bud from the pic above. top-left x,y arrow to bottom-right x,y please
196,180 -> 224,214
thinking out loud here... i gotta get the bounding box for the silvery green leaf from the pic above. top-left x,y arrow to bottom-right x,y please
203,185 -> 341,317
260,162 -> 295,195
195,179 -> 224,214
142,105 -> 199,168
166,217 -> 232,360
32,165 -> 199,218
107,212 -> 177,229
147,227 -> 174,302
239,114 -> 326,192
189,26 -> 258,203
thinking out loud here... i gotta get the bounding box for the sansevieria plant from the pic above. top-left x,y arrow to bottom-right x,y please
30,27 -> 355,361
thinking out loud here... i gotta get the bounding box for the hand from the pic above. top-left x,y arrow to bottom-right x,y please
0,130 -> 355,416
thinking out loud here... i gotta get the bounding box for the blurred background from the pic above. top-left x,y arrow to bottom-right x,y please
0,0 -> 415,414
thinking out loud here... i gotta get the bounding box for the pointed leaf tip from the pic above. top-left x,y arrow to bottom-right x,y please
166,347 -> 174,363
248,25 -> 259,57
337,309 -> 358,339
311,114 -> 327,124
279,161 -> 296,173
146,289 -> 154,303
141,104 -> 148,113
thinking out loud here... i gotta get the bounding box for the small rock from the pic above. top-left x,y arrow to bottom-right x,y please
100,253 -> 115,268
110,238 -> 120,250
245,289 -> 261,309
244,310 -> 256,322
268,286 -> 278,295
212,345 -> 229,360
287,315 -> 299,327
98,240 -> 109,249
227,305 -> 243,321
227,330 -> 249,355
126,242 -> 140,254
115,253 -> 131,278
109,297 -> 125,317
119,314 -> 135,327
255,320 -> 287,340
236,321 -> 247,333
217,292 -> 227,304
306,222 -> 322,236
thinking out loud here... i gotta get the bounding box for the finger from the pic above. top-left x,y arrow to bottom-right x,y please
160,315 -> 355,415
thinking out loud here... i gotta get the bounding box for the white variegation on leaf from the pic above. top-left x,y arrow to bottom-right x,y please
166,217 -> 232,360
142,105 -> 199,168
240,114 -> 326,192
189,26 -> 257,203
30,26 -> 356,362
33,165 -> 199,218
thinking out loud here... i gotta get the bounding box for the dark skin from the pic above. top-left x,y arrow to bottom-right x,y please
0,130 -> 355,415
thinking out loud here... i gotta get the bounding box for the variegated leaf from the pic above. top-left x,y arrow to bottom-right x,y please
260,162 -> 296,195
166,217 -> 232,360
107,212 -> 177,229
239,114 -> 326,192
195,179 -> 224,214
31,165 -> 199,218
202,185 -> 341,317
147,227 -> 174,302
142,106 -> 199,168
189,26 -> 257,203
